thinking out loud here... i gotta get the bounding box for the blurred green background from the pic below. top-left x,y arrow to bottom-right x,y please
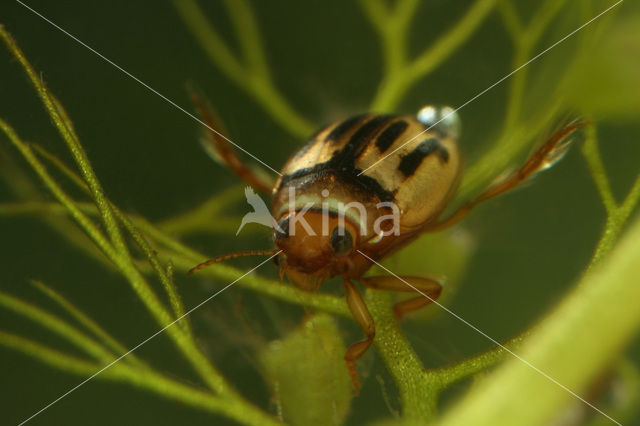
1,1 -> 639,425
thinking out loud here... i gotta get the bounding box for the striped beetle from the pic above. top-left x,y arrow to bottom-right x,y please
189,94 -> 584,392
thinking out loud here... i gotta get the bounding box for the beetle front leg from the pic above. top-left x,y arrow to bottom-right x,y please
343,278 -> 375,394
188,86 -> 274,193
360,275 -> 442,321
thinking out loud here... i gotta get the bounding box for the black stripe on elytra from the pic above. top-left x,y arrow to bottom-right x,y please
353,172 -> 395,201
375,120 -> 409,153
398,137 -> 448,177
324,114 -> 369,143
334,114 -> 393,168
279,165 -> 395,202
279,114 -> 397,202
437,144 -> 450,163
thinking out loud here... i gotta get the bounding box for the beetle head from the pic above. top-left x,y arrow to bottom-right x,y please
274,211 -> 358,276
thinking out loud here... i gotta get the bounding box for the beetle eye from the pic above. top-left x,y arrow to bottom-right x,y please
330,226 -> 353,256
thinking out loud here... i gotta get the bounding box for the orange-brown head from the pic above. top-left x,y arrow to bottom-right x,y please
274,210 -> 359,278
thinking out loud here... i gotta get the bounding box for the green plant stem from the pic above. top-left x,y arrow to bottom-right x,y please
358,0 -> 419,78
29,280 -> 149,369
32,144 -> 193,326
170,255 -> 351,318
501,0 -> 568,132
365,290 -> 437,421
366,293 -> 525,421
0,141 -> 275,423
156,184 -> 245,235
456,91 -> 564,201
0,194 -> 347,321
1,118 -> 222,391
497,0 -> 523,42
0,199 -> 348,321
0,292 -> 118,364
173,0 -> 314,138
0,201 -> 95,217
222,0 -> 270,80
462,0 -> 575,203
438,213 -> 640,426
0,147 -> 111,269
34,144 -> 188,325
0,118 -> 120,265
429,334 -> 525,389
34,158 -> 349,318
367,0 -> 497,112
0,29 -> 128,260
587,188 -> 640,271
134,217 -> 351,317
0,31 -> 231,395
112,206 -> 193,337
581,125 -> 640,269
0,332 -> 281,426
581,126 -> 617,215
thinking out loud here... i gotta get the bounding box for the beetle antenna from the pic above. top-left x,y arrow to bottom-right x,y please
188,249 -> 279,275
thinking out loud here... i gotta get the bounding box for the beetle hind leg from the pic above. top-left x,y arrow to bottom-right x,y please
360,275 -> 443,321
426,120 -> 587,232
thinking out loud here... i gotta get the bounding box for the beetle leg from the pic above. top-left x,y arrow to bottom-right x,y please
427,120 -> 587,232
343,278 -> 375,394
361,275 -> 442,320
188,86 -> 274,193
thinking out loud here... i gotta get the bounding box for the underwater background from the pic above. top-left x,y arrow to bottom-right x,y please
1,1 -> 640,425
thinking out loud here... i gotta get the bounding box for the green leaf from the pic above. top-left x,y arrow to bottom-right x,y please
259,314 -> 353,426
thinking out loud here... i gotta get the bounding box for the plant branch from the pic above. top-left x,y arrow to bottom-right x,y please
0,30 -> 233,394
173,0 -> 314,138
0,292 -> 119,364
0,332 -> 281,425
429,334 -> 525,389
365,290 -> 437,421
581,125 -> 617,214
29,280 -> 149,369
367,0 -> 497,112
156,184 -> 245,236
0,28 -> 129,260
581,126 -> 640,270
438,213 -> 640,426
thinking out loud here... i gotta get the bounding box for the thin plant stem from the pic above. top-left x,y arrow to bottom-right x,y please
501,0 -> 568,131
365,290 -> 437,421
173,0 -> 314,138
428,334 -> 525,389
156,184 -> 245,235
29,280 -> 149,370
0,118 -> 120,265
582,129 -> 640,269
1,2 -> 637,424
0,292 -> 119,364
367,0 -> 497,112
0,147 -> 113,269
0,30 -> 231,395
0,29 -> 129,260
0,332 -> 282,426
23,144 -> 349,320
581,125 -> 617,214
438,213 -> 640,426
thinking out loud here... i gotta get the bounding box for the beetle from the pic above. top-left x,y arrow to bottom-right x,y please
188,91 -> 584,392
